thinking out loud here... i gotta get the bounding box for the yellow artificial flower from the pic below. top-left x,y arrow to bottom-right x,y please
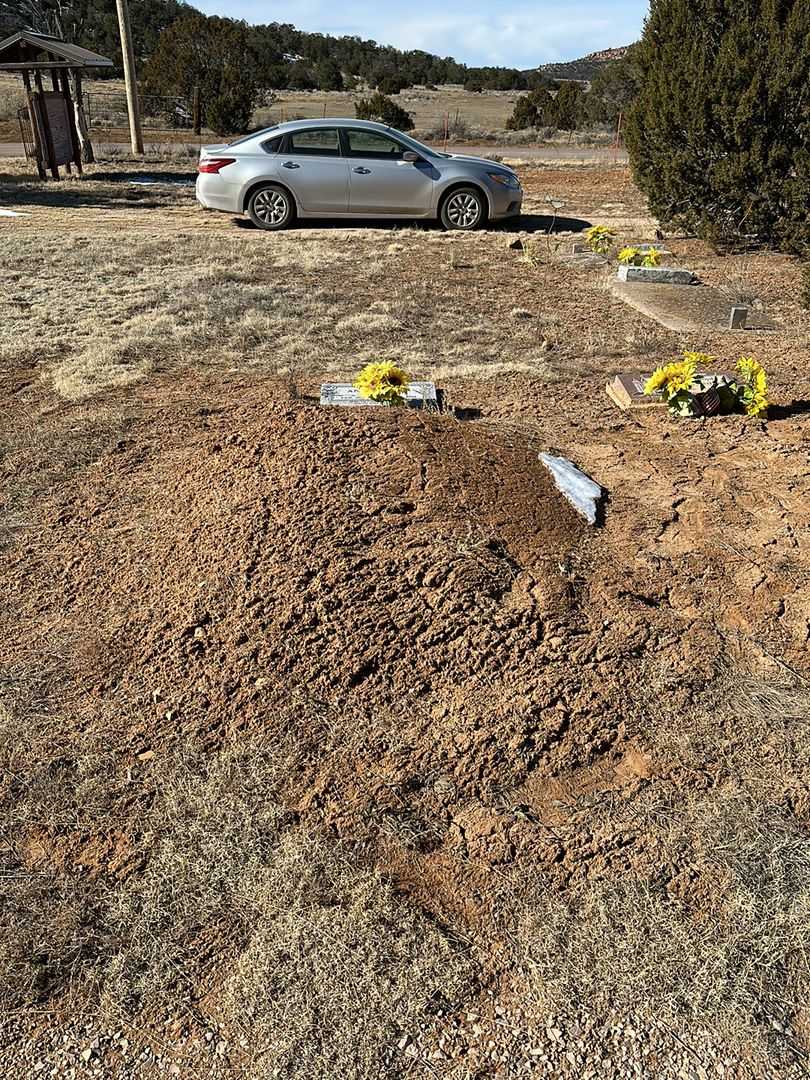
643,354 -> 697,397
664,358 -> 696,394
585,224 -> 616,254
618,246 -> 640,265
737,356 -> 769,418
641,247 -> 662,267
354,362 -> 410,405
644,367 -> 670,395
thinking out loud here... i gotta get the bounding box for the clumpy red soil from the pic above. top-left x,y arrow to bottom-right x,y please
5,379 -> 740,924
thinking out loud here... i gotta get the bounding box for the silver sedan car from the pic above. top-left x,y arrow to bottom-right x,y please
196,118 -> 523,231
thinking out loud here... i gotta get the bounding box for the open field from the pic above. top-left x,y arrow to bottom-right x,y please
0,74 -> 617,146
1,156 -> 809,1079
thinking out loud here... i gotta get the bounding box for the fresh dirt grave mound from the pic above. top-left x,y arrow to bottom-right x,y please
36,406 -> 611,740
9,400 -> 663,883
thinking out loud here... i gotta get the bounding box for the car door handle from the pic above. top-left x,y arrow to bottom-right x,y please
281,161 -> 300,169
353,167 -> 371,174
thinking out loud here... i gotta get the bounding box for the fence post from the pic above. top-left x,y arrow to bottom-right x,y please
192,85 -> 201,135
443,111 -> 449,152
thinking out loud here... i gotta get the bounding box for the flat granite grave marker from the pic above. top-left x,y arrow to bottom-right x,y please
606,372 -> 666,410
606,369 -> 741,411
617,265 -> 696,286
320,382 -> 438,409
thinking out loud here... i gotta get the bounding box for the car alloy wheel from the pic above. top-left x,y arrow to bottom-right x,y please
249,185 -> 293,230
443,189 -> 483,230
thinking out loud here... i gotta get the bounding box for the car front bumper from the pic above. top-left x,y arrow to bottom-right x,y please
487,184 -> 523,221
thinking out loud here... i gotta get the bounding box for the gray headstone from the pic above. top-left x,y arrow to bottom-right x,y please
320,381 -> 438,409
729,306 -> 748,329
617,265 -> 696,286
635,243 -> 672,255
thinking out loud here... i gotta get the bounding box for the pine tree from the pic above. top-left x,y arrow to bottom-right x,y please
626,0 -> 810,252
551,81 -> 586,131
144,15 -> 260,135
355,92 -> 414,131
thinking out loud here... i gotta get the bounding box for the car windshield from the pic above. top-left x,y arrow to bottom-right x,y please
388,130 -> 443,159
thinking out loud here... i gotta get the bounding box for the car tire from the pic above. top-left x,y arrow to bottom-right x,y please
440,187 -> 487,231
247,184 -> 295,230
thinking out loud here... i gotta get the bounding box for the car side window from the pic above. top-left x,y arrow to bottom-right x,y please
345,129 -> 405,159
284,128 -> 341,156
261,135 -> 282,154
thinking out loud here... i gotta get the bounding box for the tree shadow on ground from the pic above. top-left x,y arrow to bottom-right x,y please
0,170 -> 195,211
503,213 -> 592,234
87,170 -> 195,186
767,400 -> 810,421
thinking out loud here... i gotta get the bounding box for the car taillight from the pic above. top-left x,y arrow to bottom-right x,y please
198,157 -> 236,174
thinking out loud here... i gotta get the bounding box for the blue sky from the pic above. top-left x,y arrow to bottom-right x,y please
199,1 -> 649,67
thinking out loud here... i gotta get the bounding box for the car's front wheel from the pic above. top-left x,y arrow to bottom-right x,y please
247,184 -> 295,230
440,187 -> 486,231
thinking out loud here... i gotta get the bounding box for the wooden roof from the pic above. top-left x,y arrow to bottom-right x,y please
0,30 -> 113,70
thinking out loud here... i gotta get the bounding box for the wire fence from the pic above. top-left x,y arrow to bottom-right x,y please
83,92 -> 196,134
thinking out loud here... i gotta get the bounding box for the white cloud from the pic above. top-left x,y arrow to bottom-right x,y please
200,0 -> 648,66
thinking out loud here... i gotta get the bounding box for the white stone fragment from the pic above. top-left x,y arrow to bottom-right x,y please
539,453 -> 603,525
0,208 -> 31,217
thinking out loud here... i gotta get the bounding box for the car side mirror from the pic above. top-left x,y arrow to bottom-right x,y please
402,150 -> 421,163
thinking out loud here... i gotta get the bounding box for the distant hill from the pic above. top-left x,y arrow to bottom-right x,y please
536,45 -> 634,82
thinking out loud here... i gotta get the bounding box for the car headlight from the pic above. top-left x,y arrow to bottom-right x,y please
487,171 -> 521,190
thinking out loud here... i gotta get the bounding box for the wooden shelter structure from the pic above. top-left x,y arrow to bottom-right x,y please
0,30 -> 113,178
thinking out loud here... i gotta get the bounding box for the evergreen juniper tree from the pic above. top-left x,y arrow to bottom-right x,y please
626,0 -> 810,252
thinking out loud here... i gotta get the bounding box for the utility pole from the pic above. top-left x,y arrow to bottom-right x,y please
115,0 -> 144,154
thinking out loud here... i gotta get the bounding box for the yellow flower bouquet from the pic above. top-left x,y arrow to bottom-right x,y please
618,246 -> 662,268
644,351 -> 769,419
354,362 -> 410,406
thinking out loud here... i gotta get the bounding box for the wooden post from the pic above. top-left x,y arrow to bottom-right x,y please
192,84 -> 201,135
115,0 -> 144,153
33,69 -> 59,179
71,71 -> 95,164
22,70 -> 45,179
60,69 -> 83,175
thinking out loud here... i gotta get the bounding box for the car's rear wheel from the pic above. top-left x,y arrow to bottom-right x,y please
440,187 -> 486,231
247,184 -> 295,230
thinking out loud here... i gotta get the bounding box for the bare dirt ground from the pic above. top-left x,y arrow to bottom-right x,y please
1,156 -> 809,1079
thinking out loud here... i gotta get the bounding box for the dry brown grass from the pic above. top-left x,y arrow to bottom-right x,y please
504,671 -> 810,1068
0,79 -> 24,123
2,165 -> 659,400
0,703 -> 478,1075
